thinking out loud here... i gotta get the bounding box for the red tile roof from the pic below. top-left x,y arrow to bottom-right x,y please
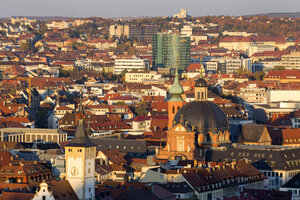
265,70 -> 300,80
0,192 -> 34,200
187,63 -> 202,72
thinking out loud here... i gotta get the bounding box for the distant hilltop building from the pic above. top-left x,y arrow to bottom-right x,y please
174,8 -> 187,18
10,17 -> 36,25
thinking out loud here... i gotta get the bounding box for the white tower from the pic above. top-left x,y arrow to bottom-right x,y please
65,104 -> 96,200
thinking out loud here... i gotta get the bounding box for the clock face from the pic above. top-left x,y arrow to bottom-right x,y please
71,166 -> 79,176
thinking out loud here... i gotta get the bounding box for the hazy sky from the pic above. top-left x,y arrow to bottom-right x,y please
1,0 -> 300,18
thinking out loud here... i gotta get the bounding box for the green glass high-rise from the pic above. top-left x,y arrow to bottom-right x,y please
152,33 -> 191,71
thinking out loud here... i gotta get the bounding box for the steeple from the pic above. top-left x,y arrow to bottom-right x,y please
168,68 -> 184,102
167,67 -> 185,129
66,99 -> 95,147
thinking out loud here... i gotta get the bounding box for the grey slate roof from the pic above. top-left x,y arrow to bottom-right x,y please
281,173 -> 300,188
173,101 -> 228,134
91,138 -> 148,154
206,145 -> 300,171
66,119 -> 96,147
159,182 -> 194,194
238,124 -> 266,143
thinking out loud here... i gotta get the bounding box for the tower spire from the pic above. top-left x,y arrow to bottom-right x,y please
168,67 -> 184,102
66,90 -> 95,147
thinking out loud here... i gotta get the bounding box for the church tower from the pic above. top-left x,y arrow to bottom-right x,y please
168,69 -> 184,129
65,104 -> 96,200
194,78 -> 207,101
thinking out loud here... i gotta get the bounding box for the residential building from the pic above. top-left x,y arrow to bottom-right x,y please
264,70 -> 300,83
129,25 -> 158,39
280,173 -> 300,200
109,25 -> 157,39
152,33 -> 191,70
125,71 -> 162,83
290,109 -> 300,128
207,145 -> 300,189
281,52 -> 300,70
114,57 -> 150,74
248,44 -> 274,56
267,90 -> 300,104
180,25 -> 193,36
238,83 -> 267,104
109,25 -> 130,37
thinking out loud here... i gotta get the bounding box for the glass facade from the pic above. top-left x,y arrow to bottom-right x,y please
152,33 -> 191,71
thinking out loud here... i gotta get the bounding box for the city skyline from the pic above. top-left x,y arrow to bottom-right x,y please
1,0 -> 300,18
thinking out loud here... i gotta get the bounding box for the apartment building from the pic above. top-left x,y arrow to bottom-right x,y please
114,58 -> 150,74
125,71 -> 162,83
239,84 -> 267,104
281,52 -> 300,70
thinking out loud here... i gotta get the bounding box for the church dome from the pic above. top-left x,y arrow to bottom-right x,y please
173,101 -> 228,134
195,78 -> 207,87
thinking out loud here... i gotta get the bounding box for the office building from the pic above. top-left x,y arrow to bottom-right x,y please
152,33 -> 191,71
110,25 -> 157,39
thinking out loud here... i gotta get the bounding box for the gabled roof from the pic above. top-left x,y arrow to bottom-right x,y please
239,124 -> 268,143
282,173 -> 300,189
47,180 -> 79,200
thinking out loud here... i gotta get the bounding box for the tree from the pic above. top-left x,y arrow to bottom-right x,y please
135,106 -> 147,116
254,71 -> 265,81
273,66 -> 286,71
68,29 -> 80,38
115,101 -> 126,105
59,69 -> 71,77
72,41 -> 83,50
236,65 -> 248,75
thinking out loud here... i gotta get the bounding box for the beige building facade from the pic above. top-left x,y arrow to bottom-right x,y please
0,128 -> 67,143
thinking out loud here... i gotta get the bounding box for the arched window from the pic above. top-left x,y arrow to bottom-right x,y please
177,106 -> 180,111
201,92 -> 204,100
197,92 -> 200,100
206,134 -> 211,142
172,106 -> 175,114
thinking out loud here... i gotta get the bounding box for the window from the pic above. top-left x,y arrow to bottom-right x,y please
42,196 -> 46,200
172,106 -> 175,114
78,149 -> 82,152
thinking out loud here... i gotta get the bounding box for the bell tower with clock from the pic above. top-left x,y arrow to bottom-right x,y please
65,103 -> 96,200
